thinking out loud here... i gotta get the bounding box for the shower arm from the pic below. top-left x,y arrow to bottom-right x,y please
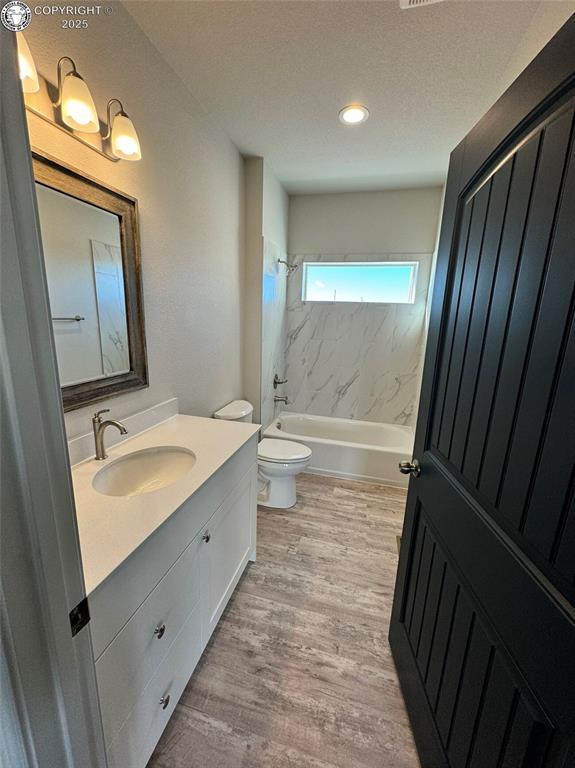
278,259 -> 298,275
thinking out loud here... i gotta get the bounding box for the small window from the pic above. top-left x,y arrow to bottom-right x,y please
301,261 -> 419,304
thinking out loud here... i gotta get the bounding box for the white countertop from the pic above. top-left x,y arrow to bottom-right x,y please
72,415 -> 260,595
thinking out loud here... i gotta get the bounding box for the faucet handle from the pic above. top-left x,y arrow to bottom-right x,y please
273,374 -> 288,389
93,408 -> 110,421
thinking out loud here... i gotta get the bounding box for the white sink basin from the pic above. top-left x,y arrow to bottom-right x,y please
92,446 -> 196,497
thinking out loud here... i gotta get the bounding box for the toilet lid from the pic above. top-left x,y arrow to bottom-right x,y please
258,438 -> 312,463
213,399 -> 253,420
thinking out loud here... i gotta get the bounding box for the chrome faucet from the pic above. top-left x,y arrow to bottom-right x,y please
92,409 -> 128,460
274,395 -> 289,405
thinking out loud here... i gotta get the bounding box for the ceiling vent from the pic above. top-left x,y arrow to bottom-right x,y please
399,0 -> 445,8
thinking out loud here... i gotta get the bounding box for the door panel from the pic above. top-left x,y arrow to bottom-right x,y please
201,468 -> 257,644
522,318 -> 575,569
437,181 -> 491,460
477,109 -> 573,509
461,136 -> 539,486
399,501 -> 560,766
449,160 -> 513,469
431,100 -> 575,600
390,18 -> 575,768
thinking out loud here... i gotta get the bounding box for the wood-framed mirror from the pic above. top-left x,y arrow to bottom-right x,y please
32,151 -> 148,411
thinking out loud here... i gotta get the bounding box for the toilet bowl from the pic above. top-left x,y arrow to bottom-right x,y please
213,400 -> 312,509
257,438 -> 312,509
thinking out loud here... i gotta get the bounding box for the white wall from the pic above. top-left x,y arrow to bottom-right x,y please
286,188 -> 443,425
242,157 -> 288,426
289,188 -> 443,254
260,238 -> 287,429
242,157 -> 264,422
25,5 -> 244,438
261,164 -> 289,428
263,163 -> 289,247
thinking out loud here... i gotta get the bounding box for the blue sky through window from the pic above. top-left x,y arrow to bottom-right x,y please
302,262 -> 418,304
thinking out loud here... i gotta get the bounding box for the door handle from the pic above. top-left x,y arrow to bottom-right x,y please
159,694 -> 171,710
399,459 -> 421,478
202,531 -> 211,543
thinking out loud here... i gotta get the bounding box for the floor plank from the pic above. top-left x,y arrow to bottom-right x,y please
148,473 -> 420,768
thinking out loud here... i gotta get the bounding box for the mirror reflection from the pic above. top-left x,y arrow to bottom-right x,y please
36,183 -> 130,387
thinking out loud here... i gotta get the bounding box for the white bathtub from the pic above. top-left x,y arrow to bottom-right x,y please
264,412 -> 414,487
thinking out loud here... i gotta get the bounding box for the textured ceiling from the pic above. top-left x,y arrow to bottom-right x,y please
125,0 -> 574,193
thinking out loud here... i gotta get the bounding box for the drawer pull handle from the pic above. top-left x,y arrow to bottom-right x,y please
154,623 -> 166,640
159,694 -> 171,710
202,531 -> 211,543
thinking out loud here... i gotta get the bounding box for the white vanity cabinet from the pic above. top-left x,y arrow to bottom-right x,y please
201,469 -> 255,643
87,435 -> 258,768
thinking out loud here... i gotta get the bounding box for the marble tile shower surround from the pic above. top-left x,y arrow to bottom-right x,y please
284,253 -> 432,426
260,239 -> 288,428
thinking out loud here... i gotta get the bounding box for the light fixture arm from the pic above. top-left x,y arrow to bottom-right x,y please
104,98 -> 126,139
54,56 -> 78,107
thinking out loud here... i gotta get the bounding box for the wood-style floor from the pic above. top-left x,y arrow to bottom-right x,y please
148,473 -> 420,768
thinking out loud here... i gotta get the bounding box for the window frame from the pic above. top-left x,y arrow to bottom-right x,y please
300,260 -> 419,305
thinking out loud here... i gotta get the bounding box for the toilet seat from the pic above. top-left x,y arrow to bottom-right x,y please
258,438 -> 311,464
213,400 -> 311,509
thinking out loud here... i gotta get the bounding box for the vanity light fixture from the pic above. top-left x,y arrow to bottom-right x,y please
54,57 -> 99,133
338,104 -> 370,125
105,99 -> 142,162
19,37 -> 141,163
16,33 -> 39,93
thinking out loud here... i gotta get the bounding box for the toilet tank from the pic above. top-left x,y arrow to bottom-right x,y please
213,400 -> 253,423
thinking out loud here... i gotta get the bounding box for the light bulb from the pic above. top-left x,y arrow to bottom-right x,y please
339,105 -> 370,125
60,72 -> 99,133
111,112 -> 142,161
17,33 -> 39,93
65,99 -> 93,126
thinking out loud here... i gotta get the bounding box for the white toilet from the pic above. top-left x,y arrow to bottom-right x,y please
213,400 -> 312,509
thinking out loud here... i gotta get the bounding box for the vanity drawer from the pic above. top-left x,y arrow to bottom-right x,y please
95,531 -> 201,747
105,602 -> 203,768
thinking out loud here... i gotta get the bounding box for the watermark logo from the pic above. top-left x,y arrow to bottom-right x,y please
1,1 -> 32,31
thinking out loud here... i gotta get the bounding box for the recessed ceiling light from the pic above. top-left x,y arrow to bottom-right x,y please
339,104 -> 369,125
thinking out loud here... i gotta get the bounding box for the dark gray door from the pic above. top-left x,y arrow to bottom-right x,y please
390,18 -> 575,768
